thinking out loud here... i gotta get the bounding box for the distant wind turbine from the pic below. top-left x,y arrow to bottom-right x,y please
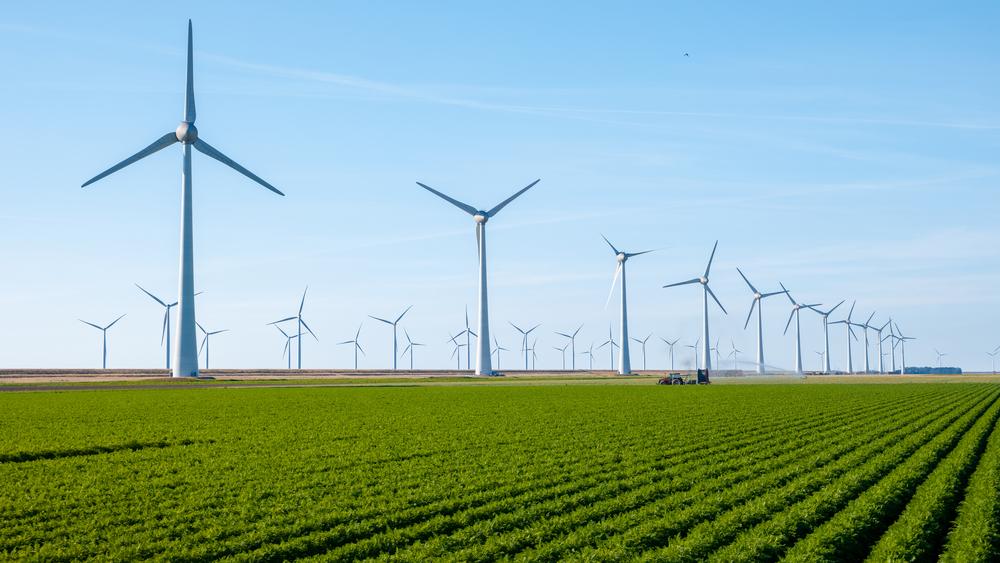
555,325 -> 584,370
815,350 -> 825,372
664,241 -> 727,372
369,306 -> 412,370
807,300 -> 844,373
597,324 -> 620,370
135,284 -> 177,370
728,340 -> 742,371
987,350 -> 998,375
82,21 -> 283,377
337,323 -> 365,370
510,322 -> 540,370
685,338 -> 701,370
859,311 -> 877,373
602,235 -> 653,375
275,326 -> 299,370
781,283 -> 821,375
553,343 -> 570,370
79,315 -> 126,369
462,307 -> 477,370
830,301 -> 861,373
580,342 -> 596,370
401,329 -> 426,370
449,332 -> 466,370
934,348 -> 947,368
660,337 -> 680,371
895,321 -> 915,374
737,268 -> 787,374
491,336 -> 509,370
196,322 -> 227,370
874,320 -> 891,374
269,287 -> 317,369
630,333 -> 652,371
417,179 -> 540,375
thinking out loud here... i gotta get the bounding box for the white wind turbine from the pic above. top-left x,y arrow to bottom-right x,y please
874,320 -> 891,374
630,333 -> 652,371
987,348 -> 998,375
660,337 -> 680,371
337,323 -> 365,370
135,284 -> 177,370
886,319 -> 899,374
781,283 -> 821,375
712,339 -> 722,372
269,287 -> 317,369
462,307 -> 477,370
597,324 -> 620,371
935,348 -> 947,368
417,179 -> 540,375
449,332 -> 466,370
815,350 -> 825,372
553,343 -> 569,370
664,241 -> 727,372
859,311 -> 877,373
895,322 -> 915,374
369,306 -> 412,370
728,340 -> 742,371
602,235 -> 653,375
274,326 -> 299,370
402,329 -> 426,370
807,300 -> 844,374
491,336 -> 509,371
830,301 -> 861,373
196,322 -> 227,370
736,268 -> 787,374
580,343 -> 596,370
510,322 -> 540,371
82,21 -> 283,378
529,339 -> 539,370
685,338 -> 701,370
79,315 -> 126,369
555,325 -> 584,370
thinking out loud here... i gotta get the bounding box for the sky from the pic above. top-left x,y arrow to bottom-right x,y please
1,1 -> 998,372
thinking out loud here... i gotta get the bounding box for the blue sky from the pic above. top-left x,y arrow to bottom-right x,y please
1,1 -> 998,371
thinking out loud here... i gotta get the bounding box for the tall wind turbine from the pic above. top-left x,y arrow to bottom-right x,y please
555,325 -> 584,370
934,349 -> 947,368
630,334 -> 652,371
781,283 -> 821,375
807,300 -> 844,373
196,322 -> 227,370
895,322 -> 915,374
830,301 -> 860,373
337,323 -> 365,370
553,343 -> 569,370
82,21 -> 283,378
602,235 -> 653,375
275,326 -> 299,370
510,322 -> 540,371
369,306 -> 412,370
664,241 -> 727,372
401,329 -> 426,370
597,324 -> 619,370
737,268 -> 787,374
79,315 -> 126,369
269,288 -> 317,369
135,284 -> 177,370
660,338 -> 679,371
417,179 -> 540,375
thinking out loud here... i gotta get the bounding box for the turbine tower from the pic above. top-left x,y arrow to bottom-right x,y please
82,21 -> 283,377
630,334 -> 652,371
401,329 -> 426,370
664,241 -> 727,372
196,322 -> 228,370
602,235 -> 653,375
781,283 -> 821,375
830,301 -> 860,373
269,287 -> 317,369
417,179 -> 540,375
807,300 -> 844,373
736,268 -> 787,374
660,338 -> 679,371
859,312 -> 877,373
274,326 -> 299,370
337,323 -> 365,370
79,315 -> 126,369
555,325 -> 584,370
510,322 -> 540,371
369,306 -> 413,370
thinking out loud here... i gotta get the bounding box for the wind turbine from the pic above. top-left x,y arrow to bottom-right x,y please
269,287 -> 317,369
829,301 -> 860,373
196,322 -> 227,370
553,343 -> 569,370
664,241 -> 727,372
135,284 -> 177,370
934,349 -> 947,368
858,312 -> 877,373
417,179 -> 540,375
275,326 -> 299,370
874,320 -> 891,374
79,315 -> 126,369
555,325 -> 584,370
737,268 -> 787,374
987,349 -> 998,375
449,332 -> 466,370
82,21 -> 283,378
781,283 -> 821,375
630,333 -> 652,371
510,322 -> 540,371
728,340 -> 742,371
894,321 -> 915,374
369,306 -> 413,370
337,323 -> 365,370
401,329 -> 426,370
685,338 -> 701,370
491,336 -> 509,371
597,324 -> 620,371
580,343 -> 596,370
807,300 -> 844,374
886,319 -> 899,373
815,350 -> 825,372
660,338 -> 679,371
602,235 -> 653,375
462,307 -> 477,370
712,338 -> 722,372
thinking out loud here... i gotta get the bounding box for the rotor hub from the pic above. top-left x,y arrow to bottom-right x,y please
175,122 -> 198,144
617,253 -> 626,263
474,212 -> 488,224
699,277 -> 708,284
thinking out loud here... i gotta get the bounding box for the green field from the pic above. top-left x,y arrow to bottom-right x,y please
2,383 -> 999,561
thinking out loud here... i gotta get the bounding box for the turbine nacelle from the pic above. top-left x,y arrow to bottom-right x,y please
699,276 -> 708,285
616,252 -> 627,263
175,122 -> 198,144
474,212 -> 489,224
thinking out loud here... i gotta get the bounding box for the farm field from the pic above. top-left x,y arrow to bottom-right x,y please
2,383 -> 999,560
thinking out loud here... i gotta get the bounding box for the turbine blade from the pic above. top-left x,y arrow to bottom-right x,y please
784,309 -> 795,335
369,316 -> 393,325
736,267 -> 758,294
82,132 -> 178,187
300,318 -> 318,340
395,305 -> 413,323
160,310 -> 168,346
135,284 -> 167,307
866,311 -> 876,325
193,138 -> 284,195
743,299 -> 757,330
761,290 -> 787,298
847,301 -> 856,321
185,20 -> 196,123
600,234 -> 620,255
704,240 -> 719,278
487,179 -> 540,217
79,319 -> 102,330
106,314 -> 126,329
780,282 -> 796,305
282,339 -> 290,358
509,321 -> 525,334
663,278 -> 700,289
849,326 -> 859,340
573,325 -> 583,337
268,316 -> 297,325
299,286 -> 308,316
210,329 -> 229,335
199,335 -> 207,355
605,263 -> 622,309
275,325 -> 290,338
706,285 -> 728,314
415,182 -> 478,215
828,300 -> 845,315
357,344 -> 365,355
